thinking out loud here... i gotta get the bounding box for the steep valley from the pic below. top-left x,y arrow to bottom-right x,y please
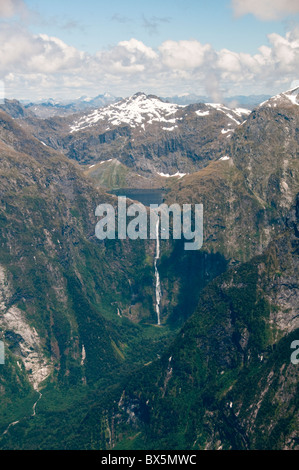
0,89 -> 298,450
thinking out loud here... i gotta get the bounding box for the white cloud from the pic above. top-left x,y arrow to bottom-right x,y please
29,34 -> 86,73
93,38 -> 158,76
231,0 -> 299,21
1,24 -> 299,100
117,38 -> 158,60
217,50 -> 242,74
159,40 -> 212,69
0,0 -> 27,18
0,25 -> 85,75
217,30 -> 299,89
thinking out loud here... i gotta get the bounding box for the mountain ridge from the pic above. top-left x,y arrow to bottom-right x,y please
0,85 -> 298,450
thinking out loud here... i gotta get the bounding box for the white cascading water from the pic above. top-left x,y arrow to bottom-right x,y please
31,392 -> 42,417
2,392 -> 42,436
154,216 -> 161,326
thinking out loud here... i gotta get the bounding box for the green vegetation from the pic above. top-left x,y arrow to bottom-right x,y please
0,104 -> 298,450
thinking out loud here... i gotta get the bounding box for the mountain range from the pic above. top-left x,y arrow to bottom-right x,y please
3,92 -> 251,176
14,92 -> 271,118
0,86 -> 298,450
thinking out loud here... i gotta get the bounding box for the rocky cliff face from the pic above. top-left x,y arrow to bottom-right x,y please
106,195 -> 298,450
0,110 -> 171,437
62,94 -> 250,175
13,93 -> 250,176
0,88 -> 298,450
56,90 -> 298,451
229,87 -> 299,220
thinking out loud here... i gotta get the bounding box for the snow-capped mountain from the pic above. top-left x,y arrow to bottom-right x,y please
70,92 -> 184,133
229,85 -> 299,218
0,82 -> 298,452
69,92 -> 250,134
1,91 -> 252,177
7,91 -> 251,175
196,102 -> 250,138
259,86 -> 299,108
56,92 -> 251,175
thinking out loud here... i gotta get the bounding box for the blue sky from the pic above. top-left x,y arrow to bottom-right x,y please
26,0 -> 291,54
1,0 -> 299,100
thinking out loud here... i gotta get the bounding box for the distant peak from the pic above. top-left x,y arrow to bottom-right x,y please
282,86 -> 299,100
70,92 -> 181,133
129,92 -> 161,101
259,86 -> 299,108
130,92 -> 147,99
284,85 -> 299,95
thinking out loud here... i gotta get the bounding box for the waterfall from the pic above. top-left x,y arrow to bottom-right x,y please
154,216 -> 161,326
31,392 -> 42,417
2,419 -> 20,436
2,391 -> 42,436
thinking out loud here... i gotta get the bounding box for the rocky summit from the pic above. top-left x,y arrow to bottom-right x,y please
11,92 -> 250,176
0,87 -> 298,451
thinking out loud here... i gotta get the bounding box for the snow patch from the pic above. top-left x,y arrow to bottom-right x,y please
260,87 -> 299,108
206,103 -> 241,124
70,93 -> 184,133
157,171 -> 186,178
220,156 -> 230,161
162,125 -> 178,131
195,110 -> 210,117
234,108 -> 251,117
284,92 -> 299,106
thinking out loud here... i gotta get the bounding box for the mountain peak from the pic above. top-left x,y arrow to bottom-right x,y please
259,85 -> 299,108
70,92 -> 183,133
282,86 -> 299,105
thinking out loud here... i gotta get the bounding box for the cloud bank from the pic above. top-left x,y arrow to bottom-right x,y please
1,24 -> 299,100
0,0 -> 27,18
231,0 -> 299,21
